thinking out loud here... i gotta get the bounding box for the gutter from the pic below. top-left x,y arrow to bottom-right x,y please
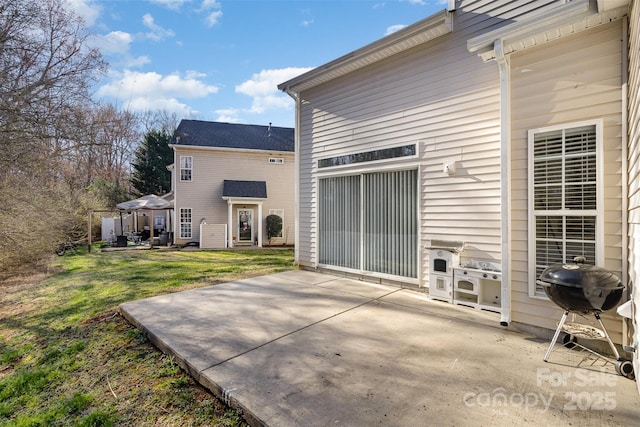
167,144 -> 293,156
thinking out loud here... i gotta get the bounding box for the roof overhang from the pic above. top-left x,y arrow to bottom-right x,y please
222,180 -> 267,200
168,144 -> 293,156
278,9 -> 453,93
467,0 -> 629,62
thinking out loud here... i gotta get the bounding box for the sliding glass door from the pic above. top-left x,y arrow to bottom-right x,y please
319,169 -> 417,278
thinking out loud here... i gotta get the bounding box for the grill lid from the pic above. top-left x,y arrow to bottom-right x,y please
538,257 -> 622,289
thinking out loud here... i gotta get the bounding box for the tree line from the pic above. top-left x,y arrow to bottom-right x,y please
0,0 -> 174,277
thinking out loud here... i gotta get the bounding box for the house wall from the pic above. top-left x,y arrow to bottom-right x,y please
173,147 -> 295,246
626,0 -> 640,391
509,21 -> 625,341
296,0 -> 565,276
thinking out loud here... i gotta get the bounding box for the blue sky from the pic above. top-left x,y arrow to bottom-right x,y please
68,0 -> 446,128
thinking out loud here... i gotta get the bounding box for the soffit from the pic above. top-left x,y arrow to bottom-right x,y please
468,0 -> 629,62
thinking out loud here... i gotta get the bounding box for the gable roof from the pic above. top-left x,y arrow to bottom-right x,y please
222,180 -> 267,199
171,120 -> 294,152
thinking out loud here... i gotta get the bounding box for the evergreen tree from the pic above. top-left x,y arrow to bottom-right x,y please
130,130 -> 173,197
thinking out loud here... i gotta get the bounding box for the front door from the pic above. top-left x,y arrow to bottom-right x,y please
238,209 -> 254,243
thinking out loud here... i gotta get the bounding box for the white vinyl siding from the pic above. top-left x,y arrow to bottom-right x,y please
179,208 -> 192,239
180,156 -> 192,182
510,19 -> 623,339
319,169 -> 417,278
528,123 -> 601,297
626,0 -> 640,388
294,1 -> 562,275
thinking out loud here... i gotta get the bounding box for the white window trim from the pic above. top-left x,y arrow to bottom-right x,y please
179,207 -> 192,239
180,156 -> 193,182
315,167 -> 420,283
527,119 -> 604,298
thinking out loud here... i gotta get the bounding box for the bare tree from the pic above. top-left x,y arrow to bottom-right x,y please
141,109 -> 180,135
0,0 -> 106,277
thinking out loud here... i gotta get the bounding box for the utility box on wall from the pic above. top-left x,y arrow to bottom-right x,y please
200,224 -> 227,249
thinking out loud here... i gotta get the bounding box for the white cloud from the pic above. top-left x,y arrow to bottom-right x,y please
198,0 -> 223,27
214,108 -> 241,123
235,67 -> 313,114
142,13 -> 175,41
385,24 -> 407,36
148,0 -> 189,11
94,31 -> 132,55
205,10 -> 223,27
90,31 -> 150,68
96,69 -> 219,115
301,19 -> 314,28
64,0 -> 101,26
200,0 -> 222,10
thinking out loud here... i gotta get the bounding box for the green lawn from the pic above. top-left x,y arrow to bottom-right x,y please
0,247 -> 295,426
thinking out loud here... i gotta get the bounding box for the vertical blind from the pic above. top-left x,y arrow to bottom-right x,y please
319,169 -> 417,278
319,176 -> 361,269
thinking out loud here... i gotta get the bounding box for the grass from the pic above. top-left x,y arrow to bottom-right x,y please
0,246 -> 295,426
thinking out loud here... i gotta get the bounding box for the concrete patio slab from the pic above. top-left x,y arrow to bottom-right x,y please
120,271 -> 640,426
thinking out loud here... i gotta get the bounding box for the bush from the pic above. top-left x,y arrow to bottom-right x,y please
266,214 -> 283,246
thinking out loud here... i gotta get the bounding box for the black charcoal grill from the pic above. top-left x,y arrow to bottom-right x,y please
537,257 -> 634,379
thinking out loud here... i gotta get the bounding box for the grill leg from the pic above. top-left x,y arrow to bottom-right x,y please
544,310 -> 569,362
593,312 -> 621,360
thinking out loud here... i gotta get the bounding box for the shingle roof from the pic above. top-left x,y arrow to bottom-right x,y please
171,120 -> 294,152
222,180 -> 267,199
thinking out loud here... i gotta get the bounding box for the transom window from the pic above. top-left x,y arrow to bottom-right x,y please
180,156 -> 192,181
318,144 -> 416,169
528,121 -> 602,297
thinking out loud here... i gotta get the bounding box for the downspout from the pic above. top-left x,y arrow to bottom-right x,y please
495,39 -> 511,326
283,86 -> 301,265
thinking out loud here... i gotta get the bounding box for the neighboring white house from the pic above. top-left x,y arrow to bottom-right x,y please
279,0 -> 640,391
168,120 -> 295,248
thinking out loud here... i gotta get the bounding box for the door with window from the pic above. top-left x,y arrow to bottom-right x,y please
238,209 -> 254,243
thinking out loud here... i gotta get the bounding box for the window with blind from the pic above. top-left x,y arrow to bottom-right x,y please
319,169 -> 417,278
528,122 -> 601,297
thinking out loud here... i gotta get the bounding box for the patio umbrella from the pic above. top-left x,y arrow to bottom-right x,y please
116,194 -> 172,211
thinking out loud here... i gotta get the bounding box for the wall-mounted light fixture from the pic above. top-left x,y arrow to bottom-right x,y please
443,161 -> 457,175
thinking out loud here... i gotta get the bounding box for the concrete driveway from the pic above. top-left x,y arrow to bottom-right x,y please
119,270 -> 640,426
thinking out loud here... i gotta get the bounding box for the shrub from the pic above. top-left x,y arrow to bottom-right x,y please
266,214 -> 283,246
